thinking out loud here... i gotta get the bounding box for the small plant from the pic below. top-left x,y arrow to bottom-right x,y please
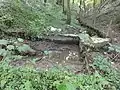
0,14 -> 13,28
92,53 -> 112,73
0,38 -> 35,63
0,66 -> 70,90
0,0 -> 65,36
92,53 -> 120,89
0,65 -> 116,90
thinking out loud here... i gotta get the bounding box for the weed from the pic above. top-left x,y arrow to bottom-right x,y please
0,0 -> 65,36
0,65 -> 115,90
92,53 -> 120,89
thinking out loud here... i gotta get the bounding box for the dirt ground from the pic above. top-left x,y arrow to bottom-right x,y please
107,26 -> 120,69
10,40 -> 84,73
4,25 -> 120,73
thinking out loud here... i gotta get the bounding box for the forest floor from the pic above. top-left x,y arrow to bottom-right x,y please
1,24 -> 120,74
1,26 -> 83,73
106,26 -> 120,69
10,40 -> 83,73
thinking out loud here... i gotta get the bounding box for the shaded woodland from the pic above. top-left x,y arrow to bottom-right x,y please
0,0 -> 120,90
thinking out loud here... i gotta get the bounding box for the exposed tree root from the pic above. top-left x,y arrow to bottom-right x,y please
76,17 -> 106,38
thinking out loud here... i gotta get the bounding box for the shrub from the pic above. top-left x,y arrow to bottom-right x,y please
0,0 -> 64,36
0,65 -> 116,90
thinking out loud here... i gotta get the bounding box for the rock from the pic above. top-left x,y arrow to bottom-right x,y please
16,44 -> 36,56
91,37 -> 110,48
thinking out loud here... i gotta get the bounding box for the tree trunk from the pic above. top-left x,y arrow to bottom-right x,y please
83,0 -> 86,15
93,0 -> 97,27
93,0 -> 96,9
44,0 -> 47,3
79,0 -> 82,16
63,0 -> 67,14
66,0 -> 71,24
72,0 -> 75,4
56,0 -> 62,5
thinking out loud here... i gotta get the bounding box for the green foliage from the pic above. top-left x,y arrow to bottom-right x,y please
0,66 -> 69,90
7,45 -> 14,50
0,39 -> 8,45
17,38 -> 24,43
17,44 -> 34,53
0,65 -> 115,90
0,14 -> 13,28
56,82 -> 76,90
56,72 -> 113,90
0,49 -> 7,57
0,38 -> 120,90
92,53 -> 120,89
0,1 -> 120,89
92,53 -> 112,73
75,73 -> 113,90
0,38 -> 34,62
0,0 -> 65,36
108,44 -> 120,53
0,39 -> 119,90
105,70 -> 120,90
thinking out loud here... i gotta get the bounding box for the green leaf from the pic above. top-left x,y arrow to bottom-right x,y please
17,38 -> 24,43
66,83 -> 76,90
57,82 -> 76,90
109,44 -> 120,53
57,83 -> 67,90
1,79 -> 7,88
17,44 -> 33,53
24,80 -> 33,90
0,40 -> 8,45
0,49 -> 7,56
7,45 -> 14,50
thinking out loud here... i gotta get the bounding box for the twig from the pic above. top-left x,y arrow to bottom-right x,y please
112,53 -> 119,60
85,55 -> 90,74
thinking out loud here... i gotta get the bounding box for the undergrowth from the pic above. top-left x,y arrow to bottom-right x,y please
0,65 -> 116,90
92,53 -> 120,90
0,0 -> 65,36
0,0 -> 120,90
0,38 -> 119,90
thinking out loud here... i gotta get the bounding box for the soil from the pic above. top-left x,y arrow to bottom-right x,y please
10,40 -> 84,73
3,24 -> 120,73
104,26 -> 120,69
